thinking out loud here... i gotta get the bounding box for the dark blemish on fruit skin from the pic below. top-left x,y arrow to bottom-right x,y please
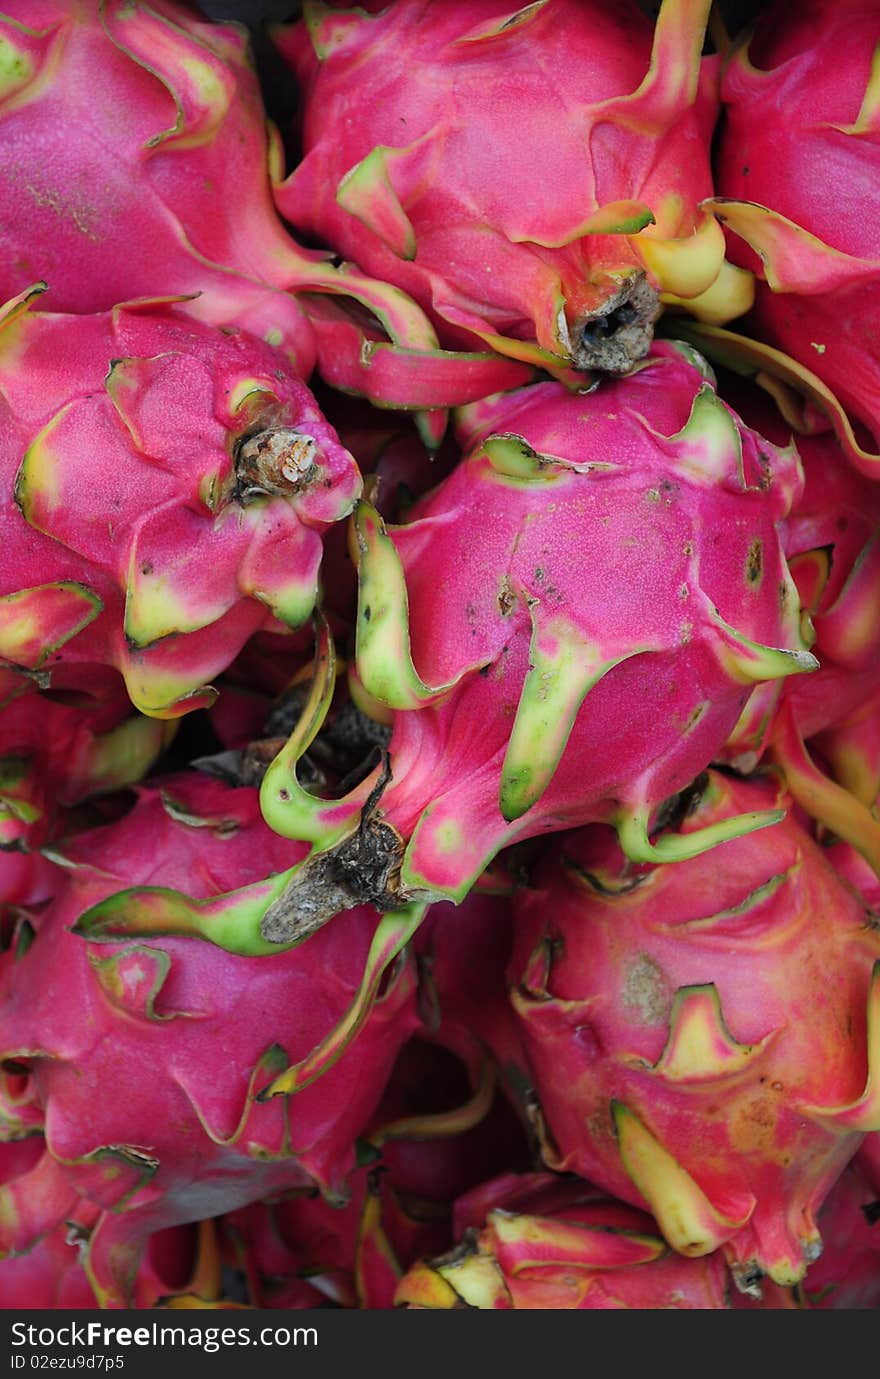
140,562 -> 154,576
746,539 -> 762,586
497,578 -> 515,616
363,605 -> 371,622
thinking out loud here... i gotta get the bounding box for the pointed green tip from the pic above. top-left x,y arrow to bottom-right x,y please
617,806 -> 786,865
499,766 -> 535,823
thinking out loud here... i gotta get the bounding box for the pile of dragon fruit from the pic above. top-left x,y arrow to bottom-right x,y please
2,0 -> 880,1312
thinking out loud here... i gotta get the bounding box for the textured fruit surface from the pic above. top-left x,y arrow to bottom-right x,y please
277,0 -> 747,375
0,0 -> 318,367
713,0 -> 880,455
395,1171 -> 730,1308
259,340 -> 816,938
0,292 -> 361,717
508,769 -> 880,1293
0,773 -> 418,1306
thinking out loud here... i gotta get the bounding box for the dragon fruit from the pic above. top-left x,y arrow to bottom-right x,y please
0,674 -> 174,852
0,772 -> 419,1307
711,377 -> 880,879
221,1032 -> 531,1309
0,1168 -> 228,1311
778,1159 -> 880,1309
711,0 -> 880,459
275,0 -> 753,379
0,0 -> 530,433
0,288 -> 361,718
255,341 -> 817,945
394,1171 -> 730,1308
857,1133 -> 880,1197
507,768 -> 880,1293
186,886 -> 534,1310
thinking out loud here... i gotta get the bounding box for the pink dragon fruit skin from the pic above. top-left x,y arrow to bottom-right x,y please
507,768 -> 880,1294
732,1156 -> 880,1310
784,1159 -> 880,1310
275,0 -> 753,379
257,341 -> 817,944
173,886 -> 534,1312
0,0 -> 313,371
711,376 -> 880,881
0,675 -> 174,850
0,289 -> 362,718
395,1172 -> 730,1309
0,0 -> 533,433
710,0 -> 880,461
0,773 -> 419,1307
220,1033 -> 532,1310
0,1177 -> 228,1311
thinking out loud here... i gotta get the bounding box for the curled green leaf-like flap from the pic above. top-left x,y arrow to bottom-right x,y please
612,1100 -> 755,1257
500,613 -> 640,823
669,320 -> 880,481
0,583 -> 103,669
591,0 -> 712,133
798,962 -> 880,1133
0,281 -> 47,333
645,984 -> 774,1083
702,199 -> 878,295
257,904 -> 426,1098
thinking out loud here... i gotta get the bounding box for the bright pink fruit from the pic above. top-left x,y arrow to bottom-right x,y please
507,768 -> 880,1293
712,0 -> 880,462
733,1157 -> 880,1310
0,290 -> 361,717
0,0 -> 532,429
0,773 -> 419,1307
395,1172 -> 730,1308
276,0 -> 751,378
259,341 -> 816,939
